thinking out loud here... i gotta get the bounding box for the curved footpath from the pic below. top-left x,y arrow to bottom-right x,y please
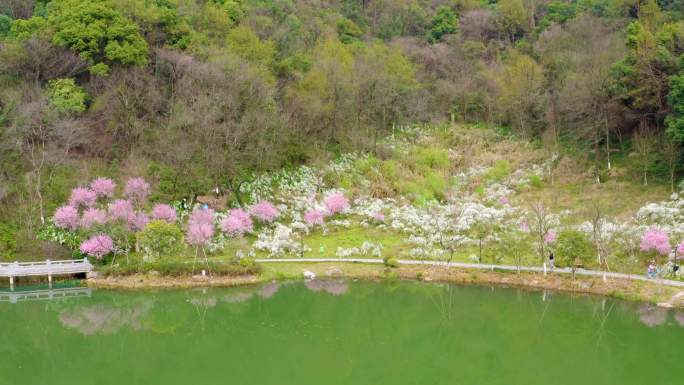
255,258 -> 684,288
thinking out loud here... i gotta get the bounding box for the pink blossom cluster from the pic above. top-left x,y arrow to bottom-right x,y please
54,205 -> 80,230
186,223 -> 214,246
544,230 -> 557,244
677,242 -> 684,256
640,228 -> 671,256
151,204 -> 177,223
107,199 -> 134,221
304,209 -> 325,226
189,207 -> 215,226
68,187 -> 97,208
90,178 -> 116,198
124,177 -> 150,204
324,192 -> 349,215
186,208 -> 215,246
79,235 -> 114,259
80,208 -> 107,229
127,212 -> 149,232
221,208 -> 253,236
251,201 -> 279,223
499,196 -> 510,205
372,211 -> 385,222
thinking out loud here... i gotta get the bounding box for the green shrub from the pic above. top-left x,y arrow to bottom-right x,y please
48,78 -> 88,114
484,160 -> 511,182
425,171 -> 448,199
100,259 -> 261,277
137,221 -> 184,260
381,159 -> 400,182
0,222 -> 17,258
383,256 -> 399,268
354,155 -> 380,175
554,230 -> 595,268
527,173 -> 543,188
414,147 -> 450,170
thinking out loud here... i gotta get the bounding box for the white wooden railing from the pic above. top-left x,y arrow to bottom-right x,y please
0,258 -> 93,278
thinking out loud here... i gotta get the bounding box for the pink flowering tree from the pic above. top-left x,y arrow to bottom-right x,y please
304,209 -> 325,226
127,212 -> 149,232
640,228 -> 671,262
54,205 -> 80,230
80,234 -> 115,261
544,230 -> 557,244
124,177 -> 150,206
296,209 -> 326,258
151,204 -> 177,223
324,192 -> 349,216
220,208 -> 253,237
251,201 -> 279,223
68,187 -> 97,209
90,178 -> 116,198
107,199 -> 134,221
81,208 -> 107,229
186,207 -> 216,271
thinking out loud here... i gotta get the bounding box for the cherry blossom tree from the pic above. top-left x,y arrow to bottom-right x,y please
54,205 -> 80,230
80,234 -> 114,260
251,201 -> 279,223
220,208 -> 253,236
80,208 -> 107,229
324,192 -> 349,215
68,187 -> 97,209
90,178 -> 116,198
150,204 -> 177,223
640,228 -> 671,262
124,177 -> 150,205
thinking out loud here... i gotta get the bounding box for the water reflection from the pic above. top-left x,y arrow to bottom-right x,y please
638,305 -> 668,327
59,300 -> 154,335
304,279 -> 348,295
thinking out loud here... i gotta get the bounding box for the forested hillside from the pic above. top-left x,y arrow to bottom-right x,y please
1,0 -> 684,256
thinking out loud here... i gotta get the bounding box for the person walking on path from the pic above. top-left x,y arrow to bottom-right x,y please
647,261 -> 656,279
549,252 -> 555,271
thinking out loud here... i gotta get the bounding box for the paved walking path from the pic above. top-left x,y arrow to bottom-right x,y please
255,258 -> 684,288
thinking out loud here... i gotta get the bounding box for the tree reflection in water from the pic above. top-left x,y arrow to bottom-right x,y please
59,301 -> 154,335
304,279 -> 348,295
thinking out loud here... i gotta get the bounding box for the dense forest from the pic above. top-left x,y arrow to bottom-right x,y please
1,0 -> 684,254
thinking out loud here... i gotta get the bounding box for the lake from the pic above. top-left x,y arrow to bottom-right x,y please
1,280 -> 682,385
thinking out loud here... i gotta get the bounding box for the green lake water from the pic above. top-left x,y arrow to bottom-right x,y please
1,280 -> 683,385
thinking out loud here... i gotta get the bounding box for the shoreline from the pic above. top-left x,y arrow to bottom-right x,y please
87,260 -> 684,307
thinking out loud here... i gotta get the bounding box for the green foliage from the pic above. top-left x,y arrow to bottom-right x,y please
527,173 -> 543,188
425,171 -> 448,199
226,26 -> 275,67
383,256 -> 399,268
137,220 -> 185,260
380,160 -> 400,182
0,222 -> 17,258
336,17 -> 363,44
0,14 -> 11,37
413,147 -> 450,170
100,258 -> 261,276
666,69 -> 684,141
554,230 -> 595,268
484,160 -> 511,182
47,78 -> 88,114
48,0 -> 149,73
9,16 -> 46,39
37,223 -> 83,255
429,5 -> 457,42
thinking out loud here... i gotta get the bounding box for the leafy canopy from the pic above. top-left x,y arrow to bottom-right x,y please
47,0 -> 149,74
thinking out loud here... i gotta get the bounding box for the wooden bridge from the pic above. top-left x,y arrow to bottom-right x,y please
0,287 -> 92,304
0,258 -> 94,290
